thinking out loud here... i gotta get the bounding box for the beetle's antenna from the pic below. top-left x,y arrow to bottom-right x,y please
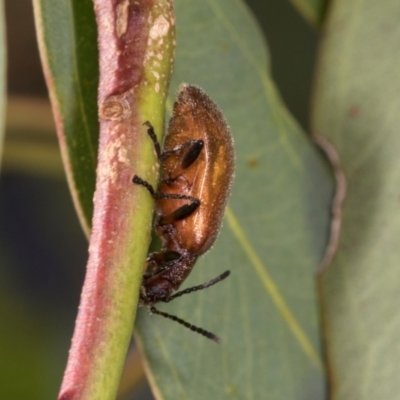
166,270 -> 230,302
150,306 -> 220,343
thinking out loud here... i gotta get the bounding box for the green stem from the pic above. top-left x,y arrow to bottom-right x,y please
58,1 -> 175,399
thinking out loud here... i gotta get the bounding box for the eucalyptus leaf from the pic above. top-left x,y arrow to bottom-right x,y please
135,1 -> 333,399
33,0 -> 98,235
313,1 -> 400,398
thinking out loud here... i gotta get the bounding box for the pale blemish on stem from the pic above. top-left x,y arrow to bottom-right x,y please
97,133 -> 130,185
143,3 -> 175,96
116,0 -> 129,37
149,15 -> 170,39
99,92 -> 132,121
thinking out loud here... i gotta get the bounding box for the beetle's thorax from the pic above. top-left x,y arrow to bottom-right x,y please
140,251 -> 198,305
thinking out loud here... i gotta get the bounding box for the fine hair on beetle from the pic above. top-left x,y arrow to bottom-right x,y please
133,84 -> 235,343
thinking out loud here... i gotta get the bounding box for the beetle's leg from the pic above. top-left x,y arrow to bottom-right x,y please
132,175 -> 200,224
143,121 -> 203,170
164,270 -> 231,302
161,140 -> 204,168
132,175 -> 157,195
142,120 -> 204,186
162,140 -> 204,183
179,140 -> 204,169
143,121 -> 162,160
144,250 -> 181,277
154,193 -> 200,225
133,175 -> 199,209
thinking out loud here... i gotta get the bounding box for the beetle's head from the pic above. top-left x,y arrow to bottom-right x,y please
140,275 -> 174,305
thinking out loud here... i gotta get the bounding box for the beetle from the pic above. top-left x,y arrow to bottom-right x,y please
133,84 -> 235,342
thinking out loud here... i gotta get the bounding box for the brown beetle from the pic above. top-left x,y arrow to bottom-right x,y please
133,85 -> 234,342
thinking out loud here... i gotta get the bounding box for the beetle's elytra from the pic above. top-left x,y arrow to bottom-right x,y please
133,84 -> 235,342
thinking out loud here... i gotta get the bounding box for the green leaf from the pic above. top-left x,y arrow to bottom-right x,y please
33,0 -> 98,236
135,0 -> 333,399
313,1 -> 400,398
289,0 -> 329,26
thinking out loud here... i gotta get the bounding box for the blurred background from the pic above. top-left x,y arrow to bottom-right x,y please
0,0 -> 318,398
